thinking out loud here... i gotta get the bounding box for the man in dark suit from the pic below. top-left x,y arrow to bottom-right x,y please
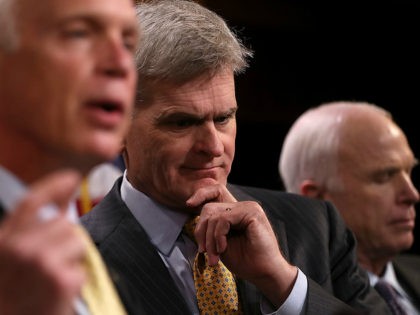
279,101 -> 420,314
0,0 -> 139,313
82,1 -> 391,314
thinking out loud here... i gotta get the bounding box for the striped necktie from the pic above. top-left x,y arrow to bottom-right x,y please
374,280 -> 407,315
183,216 -> 243,315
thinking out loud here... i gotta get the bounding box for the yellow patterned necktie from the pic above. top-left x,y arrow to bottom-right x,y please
75,225 -> 127,315
183,216 -> 242,315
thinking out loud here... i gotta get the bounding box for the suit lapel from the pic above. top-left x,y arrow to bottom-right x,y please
97,183 -> 191,315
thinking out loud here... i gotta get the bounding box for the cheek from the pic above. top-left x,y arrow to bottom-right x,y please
25,62 -> 81,128
128,131 -> 170,169
339,190 -> 385,226
220,130 -> 236,162
225,136 -> 236,157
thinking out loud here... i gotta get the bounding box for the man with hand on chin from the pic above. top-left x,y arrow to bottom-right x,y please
83,1 -> 391,314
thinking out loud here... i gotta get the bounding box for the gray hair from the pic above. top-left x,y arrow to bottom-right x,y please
0,0 -> 18,51
134,0 -> 253,96
279,101 -> 391,193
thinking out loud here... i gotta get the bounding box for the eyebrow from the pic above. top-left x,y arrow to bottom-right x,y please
157,106 -> 237,120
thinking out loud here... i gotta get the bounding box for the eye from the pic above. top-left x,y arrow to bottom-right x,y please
215,116 -> 229,124
214,111 -> 235,125
373,169 -> 397,184
123,39 -> 136,52
61,23 -> 91,39
174,119 -> 196,128
122,32 -> 138,53
67,29 -> 88,38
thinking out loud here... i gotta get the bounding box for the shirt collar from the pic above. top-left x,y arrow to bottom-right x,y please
0,165 -> 27,212
0,165 -> 79,223
368,261 -> 405,296
120,170 -> 189,256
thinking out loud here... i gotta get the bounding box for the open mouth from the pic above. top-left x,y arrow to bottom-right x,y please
85,100 -> 125,127
90,100 -> 123,112
101,102 -> 121,112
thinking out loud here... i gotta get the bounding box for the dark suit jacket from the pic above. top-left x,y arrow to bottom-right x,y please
393,254 -> 420,309
81,178 -> 391,315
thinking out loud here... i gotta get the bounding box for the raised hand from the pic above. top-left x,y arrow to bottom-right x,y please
186,183 -> 298,307
0,170 -> 86,315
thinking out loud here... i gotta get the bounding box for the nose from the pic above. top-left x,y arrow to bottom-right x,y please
98,35 -> 135,78
398,172 -> 420,206
194,123 -> 224,157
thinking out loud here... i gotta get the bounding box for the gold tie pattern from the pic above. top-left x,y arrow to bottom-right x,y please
183,216 -> 242,315
75,225 -> 127,315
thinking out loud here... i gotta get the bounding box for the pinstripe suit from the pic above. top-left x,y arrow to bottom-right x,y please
81,178 -> 391,315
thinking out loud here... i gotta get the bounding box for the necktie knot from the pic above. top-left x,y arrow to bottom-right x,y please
183,216 -> 199,242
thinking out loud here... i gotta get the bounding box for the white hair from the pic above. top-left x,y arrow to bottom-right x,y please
279,101 -> 391,193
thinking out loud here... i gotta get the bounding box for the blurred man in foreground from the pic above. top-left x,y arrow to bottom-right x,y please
0,0 -> 139,313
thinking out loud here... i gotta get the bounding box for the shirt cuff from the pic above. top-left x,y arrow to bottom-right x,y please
260,268 -> 307,315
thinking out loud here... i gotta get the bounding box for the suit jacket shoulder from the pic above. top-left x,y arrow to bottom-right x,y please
229,184 -> 392,315
81,177 -> 190,315
393,254 -> 420,307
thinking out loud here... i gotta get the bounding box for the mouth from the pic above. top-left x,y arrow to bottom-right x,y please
180,165 -> 223,179
390,217 -> 415,230
101,102 -> 122,112
85,100 -> 126,128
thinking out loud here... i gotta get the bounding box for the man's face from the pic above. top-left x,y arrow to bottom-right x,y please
0,0 -> 138,175
326,114 -> 419,260
124,70 -> 237,211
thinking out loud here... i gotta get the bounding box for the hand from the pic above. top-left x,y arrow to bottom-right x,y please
186,184 -> 298,307
0,170 -> 86,315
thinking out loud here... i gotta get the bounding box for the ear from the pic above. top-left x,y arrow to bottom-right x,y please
121,146 -> 129,168
300,179 -> 325,199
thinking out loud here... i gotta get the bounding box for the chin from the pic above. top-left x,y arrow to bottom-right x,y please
77,149 -> 118,172
89,139 -> 121,160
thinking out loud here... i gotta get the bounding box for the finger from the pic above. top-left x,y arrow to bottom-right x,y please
204,213 -> 220,265
196,204 -> 233,265
206,217 -> 230,266
40,222 -> 86,265
194,214 -> 208,254
186,184 -> 237,208
11,170 -> 82,225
